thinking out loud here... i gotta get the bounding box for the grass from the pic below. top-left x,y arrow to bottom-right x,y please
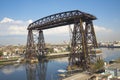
0,57 -> 19,65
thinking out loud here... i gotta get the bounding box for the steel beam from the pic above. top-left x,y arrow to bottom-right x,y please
84,20 -> 98,64
28,10 -> 96,30
37,30 -> 46,60
69,19 -> 87,69
26,30 -> 36,58
85,21 -> 97,48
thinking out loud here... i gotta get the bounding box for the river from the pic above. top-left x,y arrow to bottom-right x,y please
0,48 -> 120,80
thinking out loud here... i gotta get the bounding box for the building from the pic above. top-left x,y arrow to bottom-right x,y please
105,63 -> 120,77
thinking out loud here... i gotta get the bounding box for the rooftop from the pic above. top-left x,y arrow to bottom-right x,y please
107,63 -> 120,69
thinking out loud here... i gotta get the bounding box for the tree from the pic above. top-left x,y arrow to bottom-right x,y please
0,51 -> 3,57
66,45 -> 71,51
47,48 -> 54,53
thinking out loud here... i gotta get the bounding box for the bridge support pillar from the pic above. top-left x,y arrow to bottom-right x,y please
69,19 -> 87,69
85,20 -> 98,64
85,20 -> 97,48
26,30 -> 36,59
37,30 -> 46,60
69,19 -> 98,70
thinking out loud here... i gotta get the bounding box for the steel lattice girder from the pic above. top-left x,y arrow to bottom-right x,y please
38,30 -> 45,57
27,10 -> 96,30
26,30 -> 36,58
69,19 -> 88,69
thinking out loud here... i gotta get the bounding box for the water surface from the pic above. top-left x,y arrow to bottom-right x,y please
0,48 -> 120,80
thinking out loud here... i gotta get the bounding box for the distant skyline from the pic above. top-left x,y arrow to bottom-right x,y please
0,0 -> 120,45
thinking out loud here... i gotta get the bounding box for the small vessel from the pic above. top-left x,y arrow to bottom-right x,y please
58,69 -> 67,73
57,69 -> 67,77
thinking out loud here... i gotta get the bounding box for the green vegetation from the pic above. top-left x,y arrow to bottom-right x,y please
0,51 -> 3,57
94,60 -> 104,69
90,59 -> 104,72
47,48 -> 54,53
0,57 -> 19,65
66,45 -> 71,51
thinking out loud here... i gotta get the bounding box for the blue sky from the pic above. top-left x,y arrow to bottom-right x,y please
0,0 -> 120,45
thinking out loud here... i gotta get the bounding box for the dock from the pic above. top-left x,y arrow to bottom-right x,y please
46,52 -> 69,59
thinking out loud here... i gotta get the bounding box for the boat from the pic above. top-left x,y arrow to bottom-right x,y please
58,69 -> 67,73
57,69 -> 67,77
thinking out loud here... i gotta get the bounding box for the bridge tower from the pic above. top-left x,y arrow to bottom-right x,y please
84,20 -> 98,66
85,20 -> 97,48
37,30 -> 46,60
69,19 -> 87,69
26,30 -> 36,58
69,19 -> 98,70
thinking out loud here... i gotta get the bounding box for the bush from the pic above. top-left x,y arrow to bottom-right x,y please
66,45 -> 71,51
0,51 -> 3,57
47,48 -> 54,53
90,59 -> 104,72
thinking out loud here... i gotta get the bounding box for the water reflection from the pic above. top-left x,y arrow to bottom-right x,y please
1,49 -> 119,80
1,64 -> 23,75
2,67 -> 15,75
26,61 -> 47,80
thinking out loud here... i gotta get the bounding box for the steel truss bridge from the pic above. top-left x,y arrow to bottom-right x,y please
26,10 -> 98,69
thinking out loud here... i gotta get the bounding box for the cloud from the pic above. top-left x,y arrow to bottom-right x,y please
94,25 -> 112,33
2,68 -> 14,75
0,17 -> 114,44
0,17 -> 33,36
0,17 -> 112,36
44,24 -> 112,36
0,17 -> 14,23
8,25 -> 27,35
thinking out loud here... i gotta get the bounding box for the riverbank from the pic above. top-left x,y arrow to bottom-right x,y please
0,52 -> 70,66
63,57 -> 120,80
0,57 -> 25,67
62,72 -> 91,80
46,52 -> 69,59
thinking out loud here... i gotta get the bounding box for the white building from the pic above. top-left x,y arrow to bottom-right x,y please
105,63 -> 120,77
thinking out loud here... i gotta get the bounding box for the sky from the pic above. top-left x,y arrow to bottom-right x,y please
0,0 -> 120,45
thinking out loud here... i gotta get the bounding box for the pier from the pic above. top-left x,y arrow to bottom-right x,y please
46,52 -> 69,59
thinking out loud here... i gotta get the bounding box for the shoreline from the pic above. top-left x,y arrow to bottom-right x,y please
0,52 -> 69,66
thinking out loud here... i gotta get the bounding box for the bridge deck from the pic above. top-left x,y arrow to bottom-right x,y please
28,10 -> 96,30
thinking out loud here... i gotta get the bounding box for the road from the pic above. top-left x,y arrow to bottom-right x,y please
63,72 -> 90,80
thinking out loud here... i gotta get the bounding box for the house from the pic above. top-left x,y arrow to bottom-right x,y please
89,74 -> 112,80
105,63 -> 120,77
